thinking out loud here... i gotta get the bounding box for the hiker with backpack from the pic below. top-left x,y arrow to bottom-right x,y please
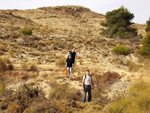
82,70 -> 94,103
66,54 -> 74,77
66,48 -> 76,64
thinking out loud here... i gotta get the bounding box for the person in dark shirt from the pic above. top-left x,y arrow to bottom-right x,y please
66,54 -> 74,77
71,48 -> 76,64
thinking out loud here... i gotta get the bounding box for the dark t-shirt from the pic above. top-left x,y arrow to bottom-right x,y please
71,52 -> 76,62
66,58 -> 73,67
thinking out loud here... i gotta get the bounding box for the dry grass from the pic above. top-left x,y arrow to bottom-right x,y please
21,62 -> 28,71
0,57 -> 14,72
56,57 -> 66,67
49,84 -> 82,101
29,63 -> 38,71
106,81 -> 150,113
0,82 -> 6,96
127,60 -> 139,72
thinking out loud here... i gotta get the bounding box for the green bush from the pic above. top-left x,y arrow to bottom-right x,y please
112,45 -> 130,55
106,81 -> 150,113
20,27 -> 32,35
145,18 -> 150,32
100,6 -> 137,38
138,32 -> 150,56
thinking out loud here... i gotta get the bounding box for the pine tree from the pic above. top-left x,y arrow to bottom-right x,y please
100,6 -> 137,38
145,17 -> 150,33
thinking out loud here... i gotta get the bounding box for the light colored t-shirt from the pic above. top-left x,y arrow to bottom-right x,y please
83,75 -> 92,85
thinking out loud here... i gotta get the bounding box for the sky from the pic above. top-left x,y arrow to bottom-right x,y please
0,0 -> 149,24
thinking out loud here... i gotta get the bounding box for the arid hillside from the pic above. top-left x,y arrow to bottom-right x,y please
0,6 -> 149,113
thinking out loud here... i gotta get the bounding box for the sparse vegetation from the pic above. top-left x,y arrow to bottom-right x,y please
0,57 -> 14,71
100,6 -> 137,38
0,5 -> 150,113
92,88 -> 102,100
8,48 -> 14,57
0,84 -> 39,113
49,84 -> 81,101
127,61 -> 139,72
21,62 -> 28,70
106,81 -> 150,113
20,27 -> 32,35
138,32 -> 150,56
0,44 -> 5,51
0,82 -> 6,96
56,57 -> 66,67
112,45 -> 130,55
29,63 -> 38,71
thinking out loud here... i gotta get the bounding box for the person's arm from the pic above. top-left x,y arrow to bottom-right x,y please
75,53 -> 77,61
82,76 -> 85,91
91,79 -> 94,89
82,80 -> 85,91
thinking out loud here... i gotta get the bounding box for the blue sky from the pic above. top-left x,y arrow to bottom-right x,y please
0,0 -> 149,24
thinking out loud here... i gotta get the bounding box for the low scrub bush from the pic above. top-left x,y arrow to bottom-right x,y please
0,57 -> 14,72
29,63 -> 38,71
92,88 -> 102,100
127,61 -> 139,72
0,82 -> 6,96
19,27 -> 32,35
112,44 -> 130,55
49,84 -> 82,101
56,57 -> 66,67
21,62 -> 28,71
106,81 -> 150,113
0,84 -> 39,113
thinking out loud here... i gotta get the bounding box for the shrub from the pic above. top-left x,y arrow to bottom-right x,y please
106,81 -> 150,113
145,17 -> 150,32
0,84 -> 39,113
29,63 -> 38,71
0,57 -> 14,72
127,61 -> 139,72
92,88 -> 102,100
100,6 -> 137,38
8,49 -> 14,57
0,82 -> 6,96
21,62 -> 28,71
7,64 -> 14,70
49,84 -> 81,101
0,44 -> 5,51
19,27 -> 32,35
56,58 -> 66,67
138,32 -> 150,56
112,45 -> 130,55
0,58 -> 7,72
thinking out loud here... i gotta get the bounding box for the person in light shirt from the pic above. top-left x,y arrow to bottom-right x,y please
82,70 -> 94,103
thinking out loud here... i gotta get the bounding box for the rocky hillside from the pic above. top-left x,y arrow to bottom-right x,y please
0,5 -> 149,113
